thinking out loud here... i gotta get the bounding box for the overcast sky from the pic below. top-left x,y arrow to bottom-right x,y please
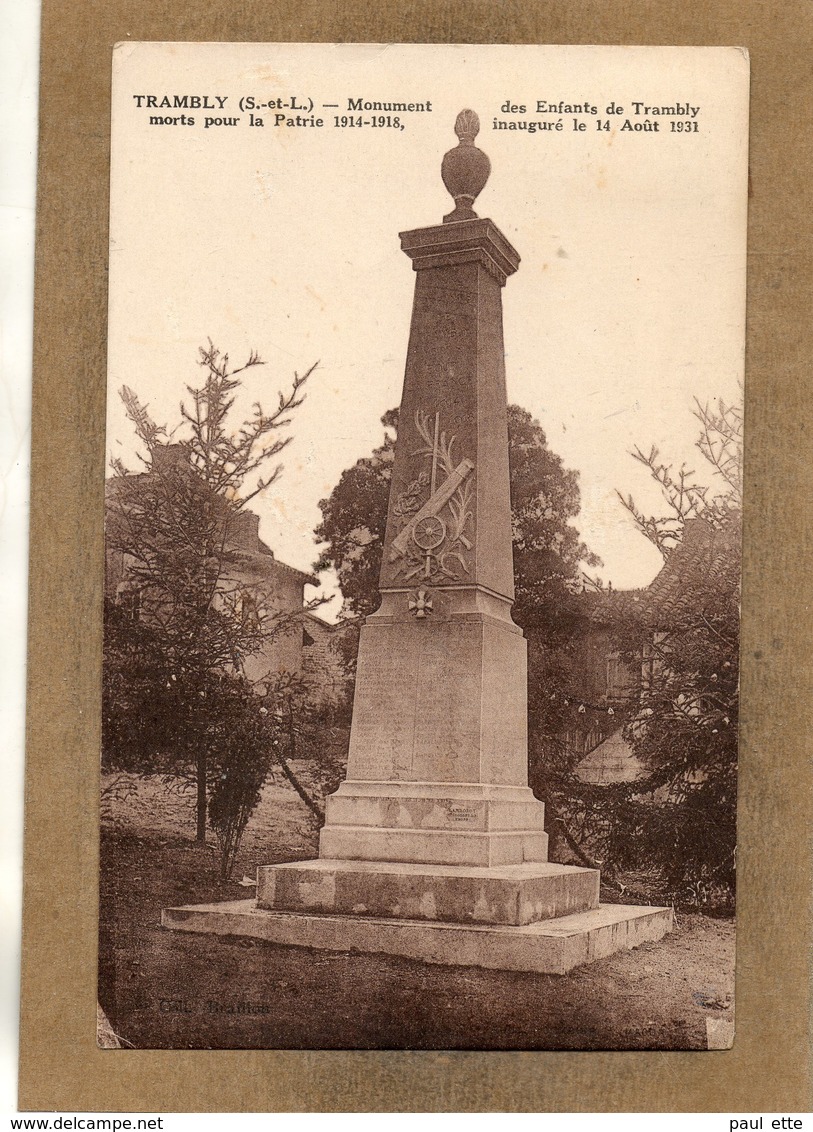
107,43 -> 749,617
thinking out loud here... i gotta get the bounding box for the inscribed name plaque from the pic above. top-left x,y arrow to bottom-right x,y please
100,43 -> 748,1050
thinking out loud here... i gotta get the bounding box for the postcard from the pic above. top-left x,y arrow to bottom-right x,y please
99,42 -> 748,1052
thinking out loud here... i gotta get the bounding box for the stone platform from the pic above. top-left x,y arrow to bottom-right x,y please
161,897 -> 673,976
256,859 -> 599,925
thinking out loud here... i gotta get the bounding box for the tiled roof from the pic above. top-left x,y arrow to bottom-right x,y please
105,470 -> 318,587
255,538 -> 318,586
303,611 -> 358,633
642,516 -> 740,624
582,587 -> 648,625
581,514 -> 740,628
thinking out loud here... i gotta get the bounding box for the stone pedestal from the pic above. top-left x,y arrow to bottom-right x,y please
162,899 -> 673,977
163,111 -> 671,975
319,607 -> 547,869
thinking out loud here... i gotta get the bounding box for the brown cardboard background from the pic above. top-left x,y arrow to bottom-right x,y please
18,0 -> 812,1113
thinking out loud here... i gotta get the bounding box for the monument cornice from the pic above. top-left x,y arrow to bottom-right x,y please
399,218 -> 520,286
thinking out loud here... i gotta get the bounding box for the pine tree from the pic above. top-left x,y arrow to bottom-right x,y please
103,342 -> 317,851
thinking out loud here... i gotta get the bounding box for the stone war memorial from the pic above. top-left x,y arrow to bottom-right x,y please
164,110 -> 673,974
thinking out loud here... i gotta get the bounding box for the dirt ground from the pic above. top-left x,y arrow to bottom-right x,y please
99,774 -> 735,1051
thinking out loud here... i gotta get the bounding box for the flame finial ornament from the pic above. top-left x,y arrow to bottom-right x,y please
454,108 -> 480,144
441,110 -> 491,223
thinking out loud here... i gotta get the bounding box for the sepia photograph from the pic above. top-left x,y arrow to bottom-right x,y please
98,42 -> 748,1052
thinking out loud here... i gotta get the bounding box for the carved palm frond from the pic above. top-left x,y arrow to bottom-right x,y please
412,409 -> 457,477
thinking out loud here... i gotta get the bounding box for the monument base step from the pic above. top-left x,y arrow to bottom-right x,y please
257,857 -> 599,925
319,824 -> 549,867
161,899 -> 673,975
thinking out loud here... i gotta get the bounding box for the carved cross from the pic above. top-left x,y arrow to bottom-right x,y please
408,589 -> 434,618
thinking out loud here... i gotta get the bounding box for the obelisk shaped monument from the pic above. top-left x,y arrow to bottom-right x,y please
318,109 -> 549,867
166,114 -> 671,972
